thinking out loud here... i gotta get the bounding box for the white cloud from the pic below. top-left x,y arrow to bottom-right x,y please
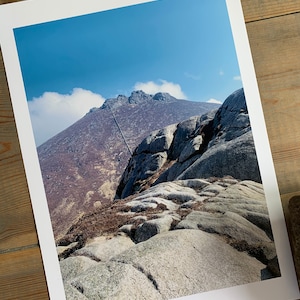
219,70 -> 224,76
206,98 -> 222,104
134,79 -> 187,99
28,88 -> 105,146
233,75 -> 242,81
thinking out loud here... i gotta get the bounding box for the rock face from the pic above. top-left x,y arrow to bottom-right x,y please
56,88 -> 280,299
63,230 -> 265,300
116,88 -> 261,199
73,235 -> 134,262
38,90 -> 219,240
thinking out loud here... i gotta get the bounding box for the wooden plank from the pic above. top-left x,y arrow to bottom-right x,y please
0,51 -> 39,251
0,33 -> 46,299
241,0 -> 300,23
0,247 -> 49,300
245,12 -> 300,195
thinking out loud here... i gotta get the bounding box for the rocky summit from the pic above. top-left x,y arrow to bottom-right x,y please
38,90 -> 219,240
116,88 -> 261,199
56,88 -> 280,299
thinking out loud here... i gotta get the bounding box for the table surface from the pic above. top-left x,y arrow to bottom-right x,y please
1,0 -> 300,299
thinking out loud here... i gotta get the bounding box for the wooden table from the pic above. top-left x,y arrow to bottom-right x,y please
1,0 -> 300,298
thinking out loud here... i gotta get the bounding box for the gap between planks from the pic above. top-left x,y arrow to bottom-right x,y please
0,243 -> 38,255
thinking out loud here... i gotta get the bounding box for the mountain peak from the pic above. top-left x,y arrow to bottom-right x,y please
100,90 -> 179,110
128,90 -> 152,104
152,92 -> 177,102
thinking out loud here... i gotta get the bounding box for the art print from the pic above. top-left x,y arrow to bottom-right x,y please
0,0 -> 299,299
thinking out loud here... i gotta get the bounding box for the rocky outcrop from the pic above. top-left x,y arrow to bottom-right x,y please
73,235 -> 134,262
57,88 -> 279,299
60,256 -> 98,282
116,88 -> 261,199
63,230 -> 265,300
59,177 -> 279,299
118,179 -> 275,261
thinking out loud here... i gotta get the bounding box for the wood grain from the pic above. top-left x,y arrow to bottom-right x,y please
0,247 -> 49,299
241,0 -> 300,22
245,12 -> 300,196
0,52 -> 39,251
1,0 -> 300,299
0,36 -> 48,298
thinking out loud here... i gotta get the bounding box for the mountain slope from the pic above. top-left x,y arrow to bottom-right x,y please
37,90 -> 219,239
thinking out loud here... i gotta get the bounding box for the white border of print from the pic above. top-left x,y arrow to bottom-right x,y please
0,0 -> 299,299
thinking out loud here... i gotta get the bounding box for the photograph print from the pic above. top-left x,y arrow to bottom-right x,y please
2,0 -> 294,299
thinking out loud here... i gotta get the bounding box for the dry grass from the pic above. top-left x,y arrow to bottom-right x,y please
57,196 -> 172,247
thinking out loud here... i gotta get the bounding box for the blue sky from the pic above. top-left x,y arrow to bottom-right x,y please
14,0 -> 242,145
